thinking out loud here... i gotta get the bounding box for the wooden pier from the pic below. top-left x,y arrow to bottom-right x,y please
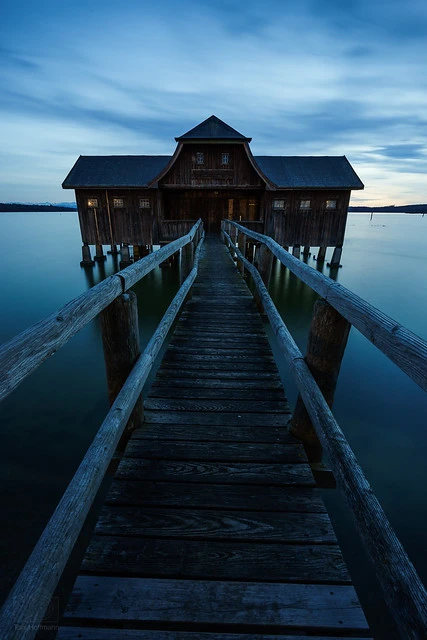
0,220 -> 426,640
57,237 -> 371,638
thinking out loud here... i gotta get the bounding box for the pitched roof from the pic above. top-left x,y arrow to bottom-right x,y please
175,115 -> 251,142
254,156 -> 364,189
62,153 -> 363,190
62,155 -> 171,188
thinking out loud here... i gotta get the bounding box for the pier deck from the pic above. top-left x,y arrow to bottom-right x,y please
57,238 -> 371,638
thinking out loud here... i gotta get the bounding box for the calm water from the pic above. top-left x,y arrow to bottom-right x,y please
0,211 -> 426,637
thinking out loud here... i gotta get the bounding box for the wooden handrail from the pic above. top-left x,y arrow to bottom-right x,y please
223,227 -> 427,640
223,220 -> 427,393
0,232 -> 205,640
0,220 -> 203,403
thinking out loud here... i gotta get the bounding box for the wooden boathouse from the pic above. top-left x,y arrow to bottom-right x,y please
0,219 -> 426,639
62,115 -> 364,265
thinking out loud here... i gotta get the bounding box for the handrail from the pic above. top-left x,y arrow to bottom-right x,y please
0,231 -> 205,640
222,227 -> 427,640
224,220 -> 427,393
0,220 -> 203,403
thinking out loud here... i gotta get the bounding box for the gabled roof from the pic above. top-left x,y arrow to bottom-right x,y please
175,115 -> 251,142
254,156 -> 364,189
62,155 -> 171,188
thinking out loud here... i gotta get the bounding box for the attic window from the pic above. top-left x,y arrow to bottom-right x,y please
139,198 -> 151,208
221,153 -> 229,165
196,152 -> 204,165
300,199 -> 311,210
326,199 -> 337,209
87,198 -> 98,208
273,199 -> 285,209
113,198 -> 124,208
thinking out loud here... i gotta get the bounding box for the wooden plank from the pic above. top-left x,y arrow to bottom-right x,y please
154,369 -> 281,381
147,387 -> 285,401
144,398 -> 289,413
159,361 -> 278,372
132,424 -> 293,443
149,378 -> 283,390
57,630 -> 373,640
81,538 -> 348,583
165,346 -> 270,357
115,459 -> 314,485
94,507 -> 336,543
124,440 -> 306,463
105,481 -> 324,511
143,411 -> 290,426
57,629 -> 373,640
62,576 -> 370,631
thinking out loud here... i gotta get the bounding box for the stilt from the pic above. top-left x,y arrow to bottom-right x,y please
303,245 -> 310,257
283,246 -> 289,252
317,246 -> 327,262
108,244 -> 119,255
119,244 -> 133,269
292,245 -> 301,259
80,243 -> 95,267
140,245 -> 150,258
94,244 -> 106,262
133,245 -> 140,261
329,245 -> 342,267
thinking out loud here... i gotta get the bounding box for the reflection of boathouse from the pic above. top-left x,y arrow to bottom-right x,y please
62,115 -> 364,265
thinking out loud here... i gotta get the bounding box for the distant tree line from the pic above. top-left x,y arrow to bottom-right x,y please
0,203 -> 77,212
349,204 -> 427,213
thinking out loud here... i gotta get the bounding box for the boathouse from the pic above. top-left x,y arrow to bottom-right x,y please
62,115 -> 364,265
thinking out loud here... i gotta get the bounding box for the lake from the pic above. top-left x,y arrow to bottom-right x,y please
0,211 -> 426,638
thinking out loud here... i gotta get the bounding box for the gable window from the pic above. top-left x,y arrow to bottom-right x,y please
113,198 -> 124,208
326,199 -> 337,209
273,199 -> 285,209
196,152 -> 204,165
139,198 -> 151,208
300,199 -> 311,210
221,152 -> 229,165
87,198 -> 98,208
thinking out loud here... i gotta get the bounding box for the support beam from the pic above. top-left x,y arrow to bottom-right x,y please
80,243 -> 95,267
119,245 -> 132,269
329,245 -> 343,267
289,298 -> 351,461
317,246 -> 327,262
292,245 -> 301,259
94,244 -> 106,262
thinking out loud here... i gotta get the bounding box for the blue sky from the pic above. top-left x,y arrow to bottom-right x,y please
1,0 -> 426,205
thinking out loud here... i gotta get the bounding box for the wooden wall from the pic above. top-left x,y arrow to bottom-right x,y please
266,191 -> 351,247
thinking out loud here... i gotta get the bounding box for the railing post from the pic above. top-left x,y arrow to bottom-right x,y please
181,241 -> 195,300
289,298 -> 351,461
237,232 -> 247,275
100,291 -> 142,446
256,243 -> 274,288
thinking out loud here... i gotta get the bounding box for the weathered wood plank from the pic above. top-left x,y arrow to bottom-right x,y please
132,424 -> 293,443
154,369 -> 281,381
147,387 -> 285,401
116,458 -> 313,485
159,361 -> 278,372
143,410 -> 290,426
57,629 -> 373,640
124,440 -> 306,463
94,507 -> 336,542
143,398 -> 288,413
62,576 -> 370,631
149,378 -> 283,390
106,481 -> 323,511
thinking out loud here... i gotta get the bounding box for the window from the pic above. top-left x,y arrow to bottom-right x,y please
139,198 -> 151,208
113,198 -> 124,208
326,199 -> 337,209
196,152 -> 204,165
300,199 -> 311,210
273,199 -> 285,209
87,198 -> 98,208
221,152 -> 229,165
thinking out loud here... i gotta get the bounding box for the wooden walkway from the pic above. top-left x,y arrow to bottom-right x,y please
57,237 -> 371,639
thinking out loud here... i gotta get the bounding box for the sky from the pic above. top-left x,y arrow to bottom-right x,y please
1,0 -> 426,206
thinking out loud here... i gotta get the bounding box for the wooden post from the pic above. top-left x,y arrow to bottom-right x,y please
317,246 -> 327,262
119,244 -> 132,269
140,244 -> 150,258
257,243 -> 274,288
329,245 -> 343,267
133,245 -> 140,261
80,243 -> 95,267
100,291 -> 142,446
289,298 -> 351,461
237,232 -> 247,275
180,241 -> 194,284
303,245 -> 310,257
292,245 -> 300,259
108,244 -> 119,255
94,244 -> 106,262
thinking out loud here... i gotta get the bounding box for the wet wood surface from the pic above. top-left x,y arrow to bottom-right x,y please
58,237 -> 370,638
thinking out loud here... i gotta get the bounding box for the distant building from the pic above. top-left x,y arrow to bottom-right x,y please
62,115 -> 363,264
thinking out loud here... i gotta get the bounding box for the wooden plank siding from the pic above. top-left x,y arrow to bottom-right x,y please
58,237 -> 371,639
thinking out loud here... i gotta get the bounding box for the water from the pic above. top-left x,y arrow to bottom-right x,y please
0,211 -> 426,637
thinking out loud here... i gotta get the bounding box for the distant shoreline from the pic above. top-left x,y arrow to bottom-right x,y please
349,204 -> 427,213
0,203 -> 77,212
